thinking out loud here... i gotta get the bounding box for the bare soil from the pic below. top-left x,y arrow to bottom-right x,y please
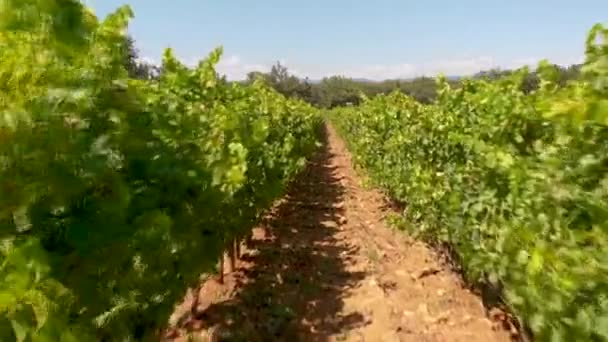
165,124 -> 517,342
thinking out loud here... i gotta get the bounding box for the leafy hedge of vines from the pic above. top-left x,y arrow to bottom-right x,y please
331,24 -> 608,342
0,1 -> 320,340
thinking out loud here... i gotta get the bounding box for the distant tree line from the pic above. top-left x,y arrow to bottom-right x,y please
252,63 -> 583,107
242,62 -> 582,108
123,36 -> 161,80
123,36 -> 582,107
242,63 -> 449,107
472,64 -> 582,93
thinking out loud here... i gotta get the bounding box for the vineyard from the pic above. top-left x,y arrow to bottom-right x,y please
2,1 -> 608,342
0,2 -> 319,340
331,25 -> 608,341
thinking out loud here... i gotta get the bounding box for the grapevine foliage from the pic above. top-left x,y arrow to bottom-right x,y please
331,24 -> 608,341
0,1 -> 320,340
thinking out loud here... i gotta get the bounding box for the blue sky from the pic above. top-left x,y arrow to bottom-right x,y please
87,0 -> 608,80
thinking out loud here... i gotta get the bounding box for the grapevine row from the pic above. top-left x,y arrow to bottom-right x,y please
331,25 -> 608,341
0,2 -> 320,340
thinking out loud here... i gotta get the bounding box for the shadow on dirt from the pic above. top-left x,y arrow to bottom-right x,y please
186,124 -> 368,341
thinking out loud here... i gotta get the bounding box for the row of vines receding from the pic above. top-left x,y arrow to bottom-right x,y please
330,23 -> 608,342
0,1 -> 321,340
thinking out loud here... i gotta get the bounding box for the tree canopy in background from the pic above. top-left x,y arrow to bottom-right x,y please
125,37 -> 582,108
243,61 -> 582,108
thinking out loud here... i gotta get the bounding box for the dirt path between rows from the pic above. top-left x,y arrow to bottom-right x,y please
166,124 -> 516,342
